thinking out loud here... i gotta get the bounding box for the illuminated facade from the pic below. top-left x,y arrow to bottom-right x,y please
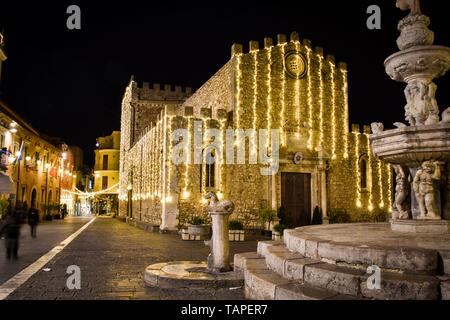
0,101 -> 76,219
119,32 -> 392,231
93,131 -> 120,214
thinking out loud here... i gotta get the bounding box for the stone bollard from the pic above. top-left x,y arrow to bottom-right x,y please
204,192 -> 235,273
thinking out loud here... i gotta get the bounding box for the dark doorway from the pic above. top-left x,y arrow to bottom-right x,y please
31,189 -> 37,208
127,190 -> 133,218
281,173 -> 312,228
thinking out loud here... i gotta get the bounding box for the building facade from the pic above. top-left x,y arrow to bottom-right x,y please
119,32 -> 392,231
0,101 -> 76,219
93,131 -> 120,214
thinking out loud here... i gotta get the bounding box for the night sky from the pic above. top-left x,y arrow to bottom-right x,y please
0,0 -> 449,165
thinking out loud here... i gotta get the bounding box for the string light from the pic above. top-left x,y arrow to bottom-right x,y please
354,131 -> 362,208
252,49 -> 259,156
235,53 -> 243,130
218,119 -> 226,198
342,68 -> 349,159
267,45 -> 273,149
366,133 -> 374,211
280,43 -> 287,147
295,41 -> 301,137
317,55 -> 324,151
182,117 -> 192,198
387,164 -> 393,213
329,60 -> 337,160
378,159 -> 384,209
306,47 -> 314,150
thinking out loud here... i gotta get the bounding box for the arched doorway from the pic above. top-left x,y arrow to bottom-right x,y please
48,190 -> 52,205
31,189 -> 37,208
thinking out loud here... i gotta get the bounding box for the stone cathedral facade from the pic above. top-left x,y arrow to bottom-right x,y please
118,32 -> 392,231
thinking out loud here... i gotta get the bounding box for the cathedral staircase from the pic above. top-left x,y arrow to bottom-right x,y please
235,226 -> 450,300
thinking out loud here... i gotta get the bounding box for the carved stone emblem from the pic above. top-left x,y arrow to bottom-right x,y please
284,51 -> 307,79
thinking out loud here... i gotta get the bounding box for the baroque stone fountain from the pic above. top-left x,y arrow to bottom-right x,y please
370,0 -> 450,233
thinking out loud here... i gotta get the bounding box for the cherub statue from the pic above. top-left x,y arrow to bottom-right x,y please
396,0 -> 421,15
393,165 -> 410,220
413,161 -> 442,219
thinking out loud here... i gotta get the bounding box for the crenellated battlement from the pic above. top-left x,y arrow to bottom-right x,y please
231,31 -> 347,70
131,81 -> 193,102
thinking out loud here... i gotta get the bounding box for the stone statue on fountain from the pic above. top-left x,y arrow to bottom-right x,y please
413,161 -> 442,220
370,0 -> 450,232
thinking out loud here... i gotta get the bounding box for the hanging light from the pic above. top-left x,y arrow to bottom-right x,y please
25,155 -> 31,162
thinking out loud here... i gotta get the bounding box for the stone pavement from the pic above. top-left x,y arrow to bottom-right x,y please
0,216 -> 92,285
5,217 -> 260,300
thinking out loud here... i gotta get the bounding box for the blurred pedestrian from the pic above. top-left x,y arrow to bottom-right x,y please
0,202 -> 21,260
28,204 -> 39,238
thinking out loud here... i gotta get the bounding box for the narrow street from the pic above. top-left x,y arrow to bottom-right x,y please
1,217 -> 258,300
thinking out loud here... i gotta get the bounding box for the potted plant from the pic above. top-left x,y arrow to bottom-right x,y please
187,216 -> 211,240
44,205 -> 53,221
228,220 -> 245,242
52,204 -> 62,219
259,209 -> 277,237
272,224 -> 286,241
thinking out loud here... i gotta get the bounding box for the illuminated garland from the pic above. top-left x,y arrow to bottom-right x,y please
378,159 -> 384,209
252,50 -> 258,132
342,68 -> 349,159
280,44 -> 287,147
235,54 -> 243,130
267,45 -> 273,148
218,119 -> 226,199
317,55 -> 324,151
366,134 -> 373,212
295,42 -> 301,137
182,117 -> 192,199
306,47 -> 313,150
354,132 -> 362,208
252,49 -> 259,157
387,164 -> 392,213
329,61 -> 337,160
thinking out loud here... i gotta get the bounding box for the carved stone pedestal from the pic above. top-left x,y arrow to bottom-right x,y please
391,219 -> 450,234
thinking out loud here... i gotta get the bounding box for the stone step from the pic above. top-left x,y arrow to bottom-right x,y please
237,254 -> 344,300
259,241 -> 441,299
439,251 -> 450,275
284,229 -> 439,275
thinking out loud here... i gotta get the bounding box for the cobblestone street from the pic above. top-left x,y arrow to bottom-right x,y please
2,217 -> 259,300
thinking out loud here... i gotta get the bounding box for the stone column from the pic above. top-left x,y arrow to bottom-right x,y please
208,211 -> 231,273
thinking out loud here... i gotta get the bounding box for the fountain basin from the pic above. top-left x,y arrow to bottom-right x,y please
385,45 -> 450,82
370,123 -> 450,166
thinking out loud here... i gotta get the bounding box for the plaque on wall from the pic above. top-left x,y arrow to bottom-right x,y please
284,51 -> 307,79
293,152 -> 303,165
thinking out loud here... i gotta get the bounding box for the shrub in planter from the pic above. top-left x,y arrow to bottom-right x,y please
272,224 -> 286,241
328,208 -> 351,224
229,220 -> 244,230
259,209 -> 276,236
187,216 -> 210,238
229,220 -> 245,242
